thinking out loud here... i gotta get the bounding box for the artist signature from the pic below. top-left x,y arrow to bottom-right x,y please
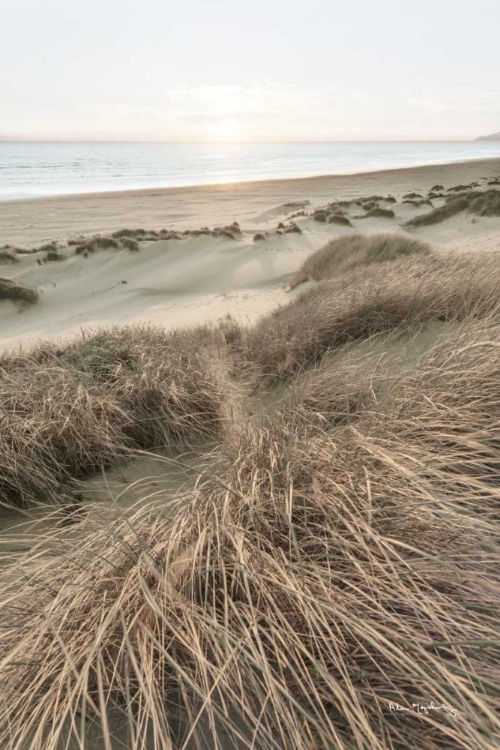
389,701 -> 457,717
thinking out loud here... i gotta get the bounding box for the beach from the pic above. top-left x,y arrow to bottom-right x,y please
2,156 -> 500,246
1,157 -> 500,352
2,155 -> 500,748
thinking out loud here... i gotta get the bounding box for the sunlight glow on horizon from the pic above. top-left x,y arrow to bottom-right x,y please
1,0 -> 499,142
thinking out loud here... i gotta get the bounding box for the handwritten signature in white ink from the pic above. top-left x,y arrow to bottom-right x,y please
389,701 -> 457,717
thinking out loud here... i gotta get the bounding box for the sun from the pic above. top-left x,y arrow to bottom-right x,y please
209,118 -> 242,142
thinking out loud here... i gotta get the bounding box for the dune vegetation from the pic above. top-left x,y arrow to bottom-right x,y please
0,248 -> 19,264
1,234 -> 500,749
0,326 -> 239,508
406,188 -> 500,227
0,276 -> 39,307
289,232 -> 430,288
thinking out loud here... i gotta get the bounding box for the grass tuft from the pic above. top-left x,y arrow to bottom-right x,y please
290,232 -> 429,288
0,277 -> 39,308
365,207 -> 395,218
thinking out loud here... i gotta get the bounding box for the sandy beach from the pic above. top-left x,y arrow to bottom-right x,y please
1,156 -> 500,748
1,157 -> 500,352
2,157 -> 500,246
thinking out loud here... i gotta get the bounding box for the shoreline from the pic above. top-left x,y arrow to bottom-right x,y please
1,156 -> 499,247
2,154 -> 500,206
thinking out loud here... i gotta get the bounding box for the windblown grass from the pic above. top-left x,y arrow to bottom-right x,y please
249,252 -> 500,380
468,189 -> 500,216
1,316 -> 500,748
2,241 -> 500,749
289,232 -> 430,288
0,249 -> 19,264
405,197 -> 469,227
365,207 -> 395,218
0,277 -> 39,308
0,325 -> 240,508
406,189 -> 500,227
45,249 -> 67,261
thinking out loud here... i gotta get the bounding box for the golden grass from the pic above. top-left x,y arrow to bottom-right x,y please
0,325 -> 240,508
1,246 -> 500,748
289,233 -> 430,288
2,316 -> 500,748
252,248 -> 500,382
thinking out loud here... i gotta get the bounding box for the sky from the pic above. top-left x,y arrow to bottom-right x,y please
1,0 -> 499,142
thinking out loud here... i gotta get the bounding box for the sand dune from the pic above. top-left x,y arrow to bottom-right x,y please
1,161 -> 500,749
1,157 -> 500,353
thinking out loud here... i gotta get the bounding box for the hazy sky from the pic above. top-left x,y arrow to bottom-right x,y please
1,0 -> 499,141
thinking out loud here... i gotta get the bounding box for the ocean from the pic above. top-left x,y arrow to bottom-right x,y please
1,140 -> 500,201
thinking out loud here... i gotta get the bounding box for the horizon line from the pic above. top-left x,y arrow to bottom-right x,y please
0,137 -> 486,145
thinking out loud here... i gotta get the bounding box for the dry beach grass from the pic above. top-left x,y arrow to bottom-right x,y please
1,227 -> 500,748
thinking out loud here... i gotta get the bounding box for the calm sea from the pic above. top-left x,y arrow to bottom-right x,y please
1,141 -> 500,201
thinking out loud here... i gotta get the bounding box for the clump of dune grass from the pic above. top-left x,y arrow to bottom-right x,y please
111,228 -> 149,239
360,194 -> 385,202
403,191 -> 423,199
283,221 -> 302,233
406,189 -> 500,227
468,189 -> 500,216
360,200 -> 377,211
403,198 -> 432,207
365,207 -> 395,218
30,241 -> 62,254
2,315 -> 500,749
405,197 -> 469,227
289,232 -> 430,289
328,213 -> 352,226
74,236 -> 120,255
249,251 -> 500,380
0,277 -> 39,308
313,210 -> 328,222
0,249 -> 19,264
45,249 -> 67,262
0,325 -> 241,508
120,237 -> 140,252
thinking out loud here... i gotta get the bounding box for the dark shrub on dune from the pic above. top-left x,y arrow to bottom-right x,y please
407,189 -> 500,226
0,249 -> 19,264
111,228 -> 147,239
328,214 -> 352,226
0,277 -> 39,308
447,184 -> 473,192
365,207 -> 395,218
313,211 -> 328,222
405,197 -> 469,227
284,222 -> 303,233
360,201 -> 377,211
75,236 -> 120,255
120,237 -> 140,252
45,249 -> 67,261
